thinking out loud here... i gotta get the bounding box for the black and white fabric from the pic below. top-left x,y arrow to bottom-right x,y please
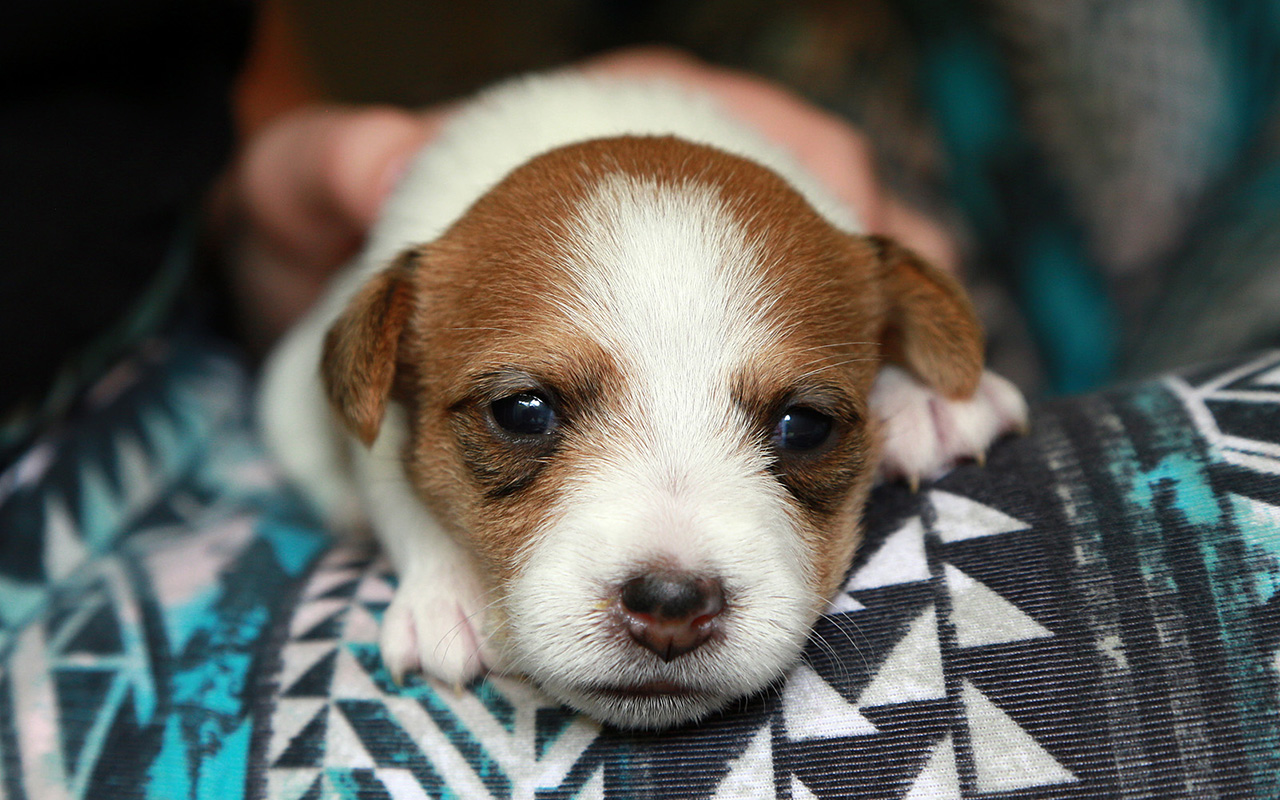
0,338 -> 1277,798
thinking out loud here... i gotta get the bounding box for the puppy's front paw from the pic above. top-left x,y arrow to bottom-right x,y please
871,365 -> 1028,488
379,569 -> 493,688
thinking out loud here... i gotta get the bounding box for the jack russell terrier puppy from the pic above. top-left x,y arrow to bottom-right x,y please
259,70 -> 1027,729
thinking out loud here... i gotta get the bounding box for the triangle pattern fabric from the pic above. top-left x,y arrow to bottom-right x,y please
945,564 -> 1054,647
325,702 -> 377,768
901,735 -> 960,800
783,664 -> 878,740
576,765 -> 606,800
272,703 -> 328,768
790,774 -> 821,800
961,680 -> 1076,792
259,545 -> 608,800
269,698 -> 328,766
711,724 -> 773,799
1233,492 -> 1280,533
856,604 -> 946,707
825,592 -> 867,615
265,768 -> 322,800
1252,363 -> 1280,387
931,491 -> 1030,543
377,768 -> 436,800
846,517 -> 930,590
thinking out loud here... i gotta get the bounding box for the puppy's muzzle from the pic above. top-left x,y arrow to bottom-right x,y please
613,569 -> 726,661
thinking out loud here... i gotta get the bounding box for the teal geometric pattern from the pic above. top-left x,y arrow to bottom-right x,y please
1,337 -> 1278,798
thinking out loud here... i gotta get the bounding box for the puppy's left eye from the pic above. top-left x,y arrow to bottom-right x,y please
771,406 -> 834,453
490,392 -> 558,437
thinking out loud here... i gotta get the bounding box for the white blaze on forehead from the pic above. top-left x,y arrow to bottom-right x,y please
558,174 -> 780,448
543,172 -> 800,570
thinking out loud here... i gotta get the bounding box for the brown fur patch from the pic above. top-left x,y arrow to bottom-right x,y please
870,234 -> 984,399
321,249 -> 417,445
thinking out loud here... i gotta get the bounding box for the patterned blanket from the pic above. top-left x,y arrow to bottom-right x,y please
1,336 -> 1277,799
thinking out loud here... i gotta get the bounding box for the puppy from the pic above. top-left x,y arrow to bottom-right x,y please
259,70 -> 1026,729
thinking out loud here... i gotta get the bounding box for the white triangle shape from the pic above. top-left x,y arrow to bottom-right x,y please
824,592 -> 867,615
332,645 -> 385,700
931,491 -> 1030,543
377,769 -> 435,800
576,765 -> 606,800
856,605 -> 946,707
268,698 -> 328,765
266,768 -> 322,800
783,664 -> 877,740
711,724 -> 772,799
343,602 -> 382,644
903,735 -> 961,800
846,517 -> 930,591
325,703 -> 377,768
961,680 -> 1075,792
43,494 -> 87,582
1252,363 -> 1280,386
945,564 -> 1053,647
790,774 -> 820,800
1232,492 -> 1280,533
288,599 -> 347,639
277,642 -> 338,697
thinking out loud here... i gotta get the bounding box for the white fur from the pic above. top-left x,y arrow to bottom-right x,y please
258,70 -> 1027,728
504,175 -> 816,724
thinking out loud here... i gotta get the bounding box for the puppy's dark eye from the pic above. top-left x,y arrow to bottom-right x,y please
771,406 -> 833,453
490,392 -> 558,436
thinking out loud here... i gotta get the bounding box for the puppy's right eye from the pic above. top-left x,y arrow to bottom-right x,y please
490,392 -> 558,437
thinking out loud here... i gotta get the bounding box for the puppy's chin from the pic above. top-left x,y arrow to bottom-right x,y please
549,681 -> 744,730
528,645 -> 808,729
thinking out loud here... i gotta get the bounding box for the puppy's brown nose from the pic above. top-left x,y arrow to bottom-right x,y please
617,571 -> 725,661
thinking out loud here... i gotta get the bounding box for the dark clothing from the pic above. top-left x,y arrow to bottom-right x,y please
0,1 -> 252,444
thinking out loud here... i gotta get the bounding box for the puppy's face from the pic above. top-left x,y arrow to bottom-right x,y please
324,137 -> 982,728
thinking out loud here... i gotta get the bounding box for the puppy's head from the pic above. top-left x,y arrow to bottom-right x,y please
323,136 -> 981,728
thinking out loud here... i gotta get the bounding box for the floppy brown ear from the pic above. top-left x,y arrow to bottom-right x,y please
322,249 -> 418,446
870,235 -> 984,399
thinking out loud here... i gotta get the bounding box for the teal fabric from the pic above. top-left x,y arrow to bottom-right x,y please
1,336 -> 1278,798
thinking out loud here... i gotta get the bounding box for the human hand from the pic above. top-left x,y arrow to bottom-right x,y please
217,48 -> 955,350
214,105 -> 451,350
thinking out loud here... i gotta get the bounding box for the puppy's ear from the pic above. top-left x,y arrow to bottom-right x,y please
870,235 -> 983,399
322,249 -> 418,445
